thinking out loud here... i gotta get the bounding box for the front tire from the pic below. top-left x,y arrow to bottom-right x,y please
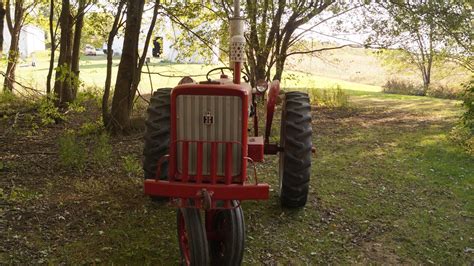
279,92 -> 312,208
207,201 -> 245,266
177,208 -> 210,266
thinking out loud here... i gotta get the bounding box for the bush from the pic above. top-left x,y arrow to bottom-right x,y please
38,97 -> 65,125
449,78 -> 473,155
59,131 -> 87,172
383,79 -> 425,96
461,78 -> 473,134
427,84 -> 462,100
449,125 -> 474,155
309,86 -> 349,107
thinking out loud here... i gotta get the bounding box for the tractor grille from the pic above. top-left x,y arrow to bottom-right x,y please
176,95 -> 242,176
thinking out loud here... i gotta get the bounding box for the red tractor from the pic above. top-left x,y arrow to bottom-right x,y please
143,1 -> 312,264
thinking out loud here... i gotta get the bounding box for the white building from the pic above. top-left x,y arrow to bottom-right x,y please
3,25 -> 46,57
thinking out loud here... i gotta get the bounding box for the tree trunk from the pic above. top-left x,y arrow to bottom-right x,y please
0,2 -> 5,56
3,26 -> 20,92
54,0 -> 74,106
46,0 -> 55,95
273,55 -> 285,81
108,0 -> 144,133
3,0 -> 25,92
71,0 -> 85,96
130,1 -> 159,105
102,0 -> 125,126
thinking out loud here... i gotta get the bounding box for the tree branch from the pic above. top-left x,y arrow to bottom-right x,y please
286,44 -> 359,57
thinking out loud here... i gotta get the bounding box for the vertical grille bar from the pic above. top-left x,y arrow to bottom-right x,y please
182,141 -> 189,181
210,143 -> 218,184
225,143 -> 232,184
196,142 -> 203,183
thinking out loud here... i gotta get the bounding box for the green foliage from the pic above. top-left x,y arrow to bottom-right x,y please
1,186 -> 41,203
121,155 -> 141,177
93,133 -> 113,166
79,121 -> 103,136
38,97 -> 65,125
364,2 -> 472,89
55,64 -> 83,90
59,131 -> 87,172
461,78 -> 474,133
449,125 -> 474,156
83,12 -> 114,48
308,86 -> 349,107
449,77 -> 474,155
0,90 -> 31,111
0,90 -> 18,105
383,79 -> 424,96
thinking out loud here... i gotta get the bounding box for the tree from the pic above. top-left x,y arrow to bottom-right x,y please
53,0 -> 92,105
0,1 -> 5,56
364,1 -> 472,94
46,0 -> 59,95
108,0 -> 146,133
102,0 -> 126,125
163,1 -> 358,86
3,0 -> 36,92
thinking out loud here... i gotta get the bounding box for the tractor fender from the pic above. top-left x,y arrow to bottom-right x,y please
264,80 -> 280,144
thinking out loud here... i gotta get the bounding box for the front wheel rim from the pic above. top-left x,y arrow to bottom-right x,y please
178,211 -> 191,265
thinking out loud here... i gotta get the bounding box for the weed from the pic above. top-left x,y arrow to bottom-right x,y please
121,155 -> 142,177
383,79 -> 425,96
2,186 -> 41,203
38,97 -> 65,125
59,131 -> 87,172
309,86 -> 349,107
93,133 -> 112,166
76,86 -> 102,108
79,121 -> 104,136
0,90 -> 17,105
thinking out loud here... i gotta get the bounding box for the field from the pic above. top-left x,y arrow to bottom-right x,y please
1,55 -> 383,94
1,72 -> 473,264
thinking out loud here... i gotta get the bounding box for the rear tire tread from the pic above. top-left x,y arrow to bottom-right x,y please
279,92 -> 312,208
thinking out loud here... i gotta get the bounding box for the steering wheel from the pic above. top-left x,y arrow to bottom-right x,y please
205,67 -> 249,83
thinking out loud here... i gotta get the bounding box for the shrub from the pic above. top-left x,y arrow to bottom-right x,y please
309,86 -> 349,107
427,84 -> 462,100
449,125 -> 474,156
383,79 -> 424,96
59,131 -> 87,172
449,78 -> 473,155
461,78 -> 473,134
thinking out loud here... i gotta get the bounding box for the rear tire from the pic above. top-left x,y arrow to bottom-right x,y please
143,88 -> 172,179
279,92 -> 312,208
207,201 -> 245,266
177,208 -> 210,266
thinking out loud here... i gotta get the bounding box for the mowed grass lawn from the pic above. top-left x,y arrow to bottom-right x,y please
1,58 -> 472,264
0,56 -> 382,93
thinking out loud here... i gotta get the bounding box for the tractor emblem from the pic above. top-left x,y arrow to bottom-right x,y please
203,111 -> 214,125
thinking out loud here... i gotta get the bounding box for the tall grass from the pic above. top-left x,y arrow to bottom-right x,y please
306,86 -> 349,107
